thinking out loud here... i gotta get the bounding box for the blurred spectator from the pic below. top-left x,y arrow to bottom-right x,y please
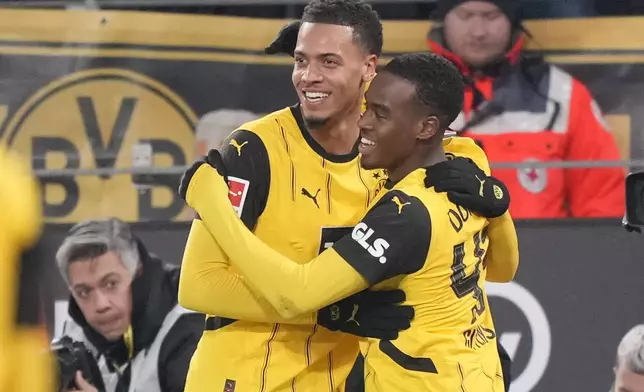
54,218 -> 204,392
194,109 -> 261,158
609,324 -> 644,392
428,0 -> 625,219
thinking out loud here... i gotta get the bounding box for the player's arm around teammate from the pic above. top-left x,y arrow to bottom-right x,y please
182,159 -> 414,317
181,152 -> 515,318
178,64 -> 517,318
179,128 -> 414,338
179,105 -> 518,322
181,52 -> 510,391
179,129 -> 317,322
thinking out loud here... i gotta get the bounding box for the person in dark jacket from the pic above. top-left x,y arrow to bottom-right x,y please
54,218 -> 204,392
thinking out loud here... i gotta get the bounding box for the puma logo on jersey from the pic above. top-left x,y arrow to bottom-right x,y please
229,139 -> 248,156
391,196 -> 410,214
301,187 -> 321,209
475,175 -> 485,197
347,304 -> 360,326
351,222 -> 390,264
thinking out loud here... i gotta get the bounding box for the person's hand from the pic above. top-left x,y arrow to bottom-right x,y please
178,149 -> 228,203
264,20 -> 301,57
317,289 -> 414,340
65,371 -> 98,392
425,157 -> 510,218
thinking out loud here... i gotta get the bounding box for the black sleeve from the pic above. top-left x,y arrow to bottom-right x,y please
332,190 -> 432,286
220,129 -> 270,230
16,238 -> 46,326
157,312 -> 206,392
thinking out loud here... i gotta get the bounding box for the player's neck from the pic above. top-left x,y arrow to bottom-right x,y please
423,145 -> 447,169
387,144 -> 446,185
308,106 -> 361,156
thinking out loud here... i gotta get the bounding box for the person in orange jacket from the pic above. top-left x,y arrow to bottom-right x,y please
428,0 -> 625,219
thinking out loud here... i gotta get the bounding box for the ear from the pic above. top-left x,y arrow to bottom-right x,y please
417,116 -> 439,140
363,54 -> 378,83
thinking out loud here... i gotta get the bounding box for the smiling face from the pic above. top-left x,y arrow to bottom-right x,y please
357,71 -> 437,173
292,22 -> 376,129
67,251 -> 133,341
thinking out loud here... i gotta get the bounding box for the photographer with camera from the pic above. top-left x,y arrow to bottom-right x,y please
53,218 -> 204,392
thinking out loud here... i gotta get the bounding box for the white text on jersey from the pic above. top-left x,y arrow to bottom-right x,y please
351,222 -> 390,264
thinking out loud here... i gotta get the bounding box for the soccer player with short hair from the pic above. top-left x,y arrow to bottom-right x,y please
179,1 -> 518,391
183,52 -> 509,391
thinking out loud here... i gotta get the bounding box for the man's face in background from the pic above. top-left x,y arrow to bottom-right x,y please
443,1 -> 512,68
67,251 -> 134,341
292,22 -> 376,129
614,363 -> 644,392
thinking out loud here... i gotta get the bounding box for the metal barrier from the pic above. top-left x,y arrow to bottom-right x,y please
30,160 -> 642,178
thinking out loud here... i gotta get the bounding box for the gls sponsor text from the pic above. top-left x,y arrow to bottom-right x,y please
351,222 -> 390,263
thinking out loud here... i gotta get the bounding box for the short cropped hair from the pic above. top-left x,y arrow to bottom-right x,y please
56,218 -> 140,284
616,324 -> 644,375
383,52 -> 464,130
302,0 -> 383,57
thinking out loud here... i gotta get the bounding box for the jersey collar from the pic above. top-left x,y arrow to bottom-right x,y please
289,104 -> 360,164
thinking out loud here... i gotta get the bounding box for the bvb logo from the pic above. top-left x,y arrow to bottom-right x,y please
2,68 -> 197,223
330,305 -> 340,321
493,184 -> 504,200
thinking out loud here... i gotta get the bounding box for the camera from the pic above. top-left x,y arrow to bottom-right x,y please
51,336 -> 105,392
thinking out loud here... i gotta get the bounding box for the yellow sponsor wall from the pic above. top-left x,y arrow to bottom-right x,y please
0,9 -> 639,222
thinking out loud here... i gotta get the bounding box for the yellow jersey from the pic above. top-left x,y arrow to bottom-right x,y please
333,167 -> 503,391
186,105 -> 379,392
0,147 -> 54,392
184,104 -> 495,392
